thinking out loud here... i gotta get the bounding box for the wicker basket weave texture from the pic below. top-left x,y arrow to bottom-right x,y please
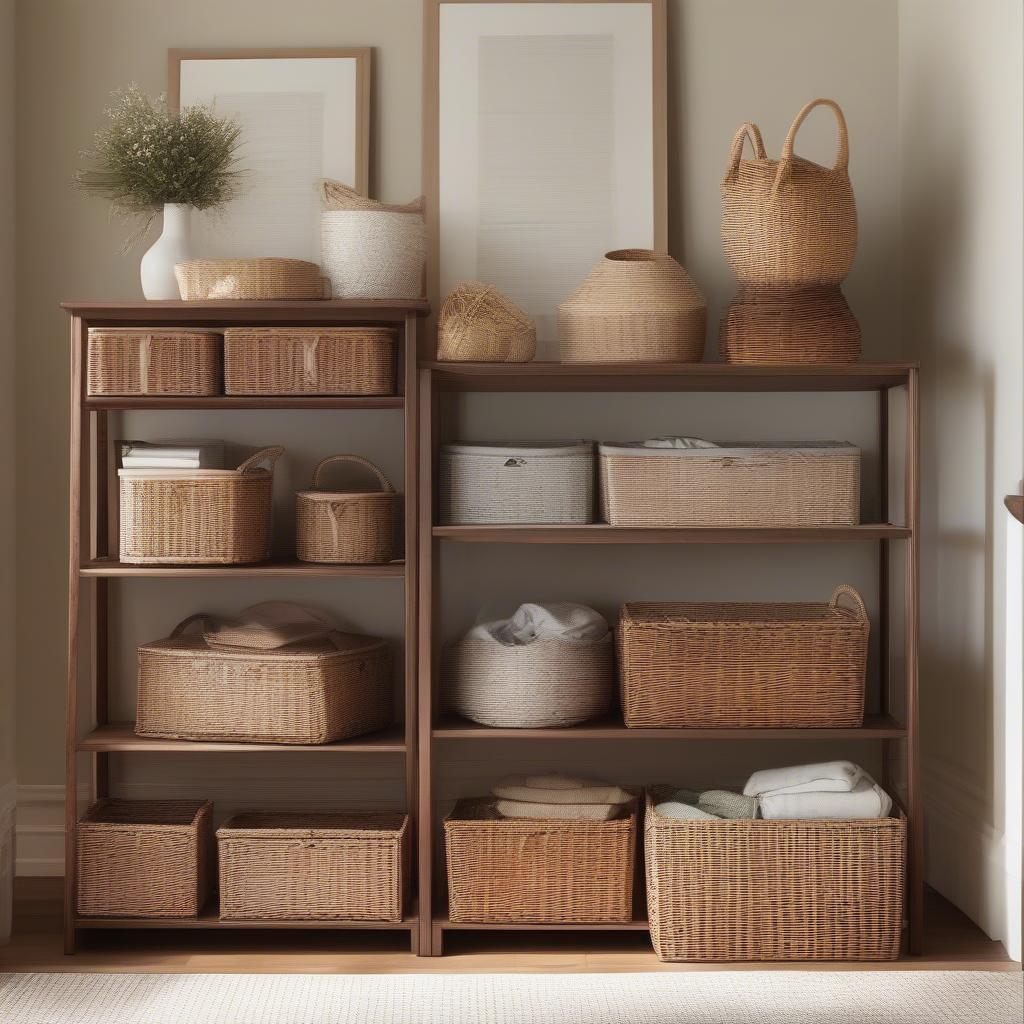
446,633 -> 613,728
175,258 -> 327,300
223,327 -> 396,396
296,455 -> 401,565
618,587 -> 869,729
720,100 -> 858,289
118,447 -> 282,565
444,799 -> 636,924
436,283 -> 536,362
87,329 -> 221,396
217,812 -> 409,921
644,790 -> 905,962
136,617 -> 393,744
599,442 -> 860,528
76,799 -> 213,918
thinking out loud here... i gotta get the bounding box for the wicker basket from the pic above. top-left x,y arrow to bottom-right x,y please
599,441 -> 860,528
223,327 -> 396,396
440,441 -> 594,525
437,283 -> 536,362
175,258 -> 328,300
559,250 -> 706,363
444,798 -> 636,924
87,329 -> 221,396
76,799 -> 213,918
218,812 -> 410,921
618,586 -> 869,729
644,790 -> 905,961
136,614 -> 392,744
446,633 -> 613,728
721,100 -> 858,289
296,455 -> 401,565
118,446 -> 282,565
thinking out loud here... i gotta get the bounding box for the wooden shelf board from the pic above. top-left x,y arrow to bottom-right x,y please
79,723 -> 406,753
80,558 -> 405,579
85,395 -> 403,410
433,714 -> 906,741
438,915 -> 650,932
433,524 -> 910,544
75,908 -> 416,931
424,361 -> 916,393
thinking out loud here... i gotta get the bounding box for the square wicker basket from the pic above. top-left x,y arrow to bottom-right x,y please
76,799 -> 213,919
644,790 -> 906,962
217,812 -> 410,921
444,798 -> 636,924
87,328 -> 221,396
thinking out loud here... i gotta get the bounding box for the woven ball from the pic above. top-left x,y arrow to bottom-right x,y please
436,283 -> 536,362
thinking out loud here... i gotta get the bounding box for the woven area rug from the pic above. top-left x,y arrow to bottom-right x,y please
1,971 -> 1022,1023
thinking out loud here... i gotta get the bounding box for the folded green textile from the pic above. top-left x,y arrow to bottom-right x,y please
697,789 -> 759,820
654,800 -> 719,821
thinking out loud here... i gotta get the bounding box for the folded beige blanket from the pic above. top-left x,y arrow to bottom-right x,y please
493,774 -> 633,806
495,799 -> 621,821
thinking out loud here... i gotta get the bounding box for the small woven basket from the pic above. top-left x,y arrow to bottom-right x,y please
444,798 -> 636,924
618,586 -> 869,729
118,446 -> 282,565
175,258 -> 328,300
436,283 -> 536,362
76,799 -> 213,918
87,329 -> 221,396
644,790 -> 905,961
217,812 -> 410,921
296,455 -> 401,565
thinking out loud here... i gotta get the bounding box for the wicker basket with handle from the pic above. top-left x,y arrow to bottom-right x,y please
644,789 -> 905,961
296,455 -> 401,565
618,586 -> 869,728
175,258 -> 328,300
87,328 -> 221,396
217,812 -> 410,921
76,799 -> 213,918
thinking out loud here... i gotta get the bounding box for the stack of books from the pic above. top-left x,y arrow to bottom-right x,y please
119,440 -> 225,469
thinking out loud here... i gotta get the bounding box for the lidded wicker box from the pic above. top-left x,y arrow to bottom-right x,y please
444,798 -> 636,924
76,799 -> 213,919
599,440 -> 860,527
618,586 -> 869,728
439,441 -> 594,525
223,327 -> 396,395
644,790 -> 905,961
217,812 -> 410,921
87,328 -> 221,396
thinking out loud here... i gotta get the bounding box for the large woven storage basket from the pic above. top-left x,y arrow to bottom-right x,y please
223,327 -> 396,396
440,442 -> 594,525
217,812 -> 410,921
618,587 -> 869,729
446,633 -> 613,728
136,615 -> 392,745
87,329 -> 221,396
175,258 -> 327,300
296,455 -> 401,564
76,799 -> 213,918
444,798 -> 636,924
644,790 -> 905,961
599,441 -> 860,528
118,447 -> 282,564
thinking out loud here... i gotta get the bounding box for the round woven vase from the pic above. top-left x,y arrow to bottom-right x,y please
437,282 -> 536,362
558,250 -> 707,363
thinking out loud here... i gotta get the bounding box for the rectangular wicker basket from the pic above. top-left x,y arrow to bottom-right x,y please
444,798 -> 636,924
136,620 -> 392,745
644,790 -> 905,962
618,586 -> 869,728
87,328 -> 221,396
599,441 -> 860,527
76,799 -> 213,919
217,812 -> 410,921
222,327 -> 396,395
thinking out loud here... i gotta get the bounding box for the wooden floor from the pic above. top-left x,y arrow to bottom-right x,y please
0,879 -> 1016,974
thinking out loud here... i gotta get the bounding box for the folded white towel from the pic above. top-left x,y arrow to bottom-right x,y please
654,801 -> 719,821
495,799 -> 621,821
743,760 -> 866,797
466,603 -> 608,647
493,775 -> 632,806
642,436 -> 719,449
759,779 -> 893,820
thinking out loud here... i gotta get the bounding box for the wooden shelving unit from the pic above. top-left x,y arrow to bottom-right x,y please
62,299 -> 427,954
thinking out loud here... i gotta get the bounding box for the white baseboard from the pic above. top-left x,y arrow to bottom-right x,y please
15,784 -> 65,877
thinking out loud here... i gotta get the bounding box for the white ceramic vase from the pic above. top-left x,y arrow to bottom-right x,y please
140,203 -> 192,300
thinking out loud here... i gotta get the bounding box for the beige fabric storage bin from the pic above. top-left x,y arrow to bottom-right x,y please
440,441 -> 594,525
599,441 -> 860,527
217,812 -> 410,921
76,799 -> 213,919
87,328 -> 221,396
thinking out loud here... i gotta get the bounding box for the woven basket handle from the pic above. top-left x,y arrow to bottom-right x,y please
829,584 -> 868,620
311,454 -> 395,494
237,446 -> 285,474
169,613 -> 217,638
723,122 -> 767,183
774,98 -> 849,192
